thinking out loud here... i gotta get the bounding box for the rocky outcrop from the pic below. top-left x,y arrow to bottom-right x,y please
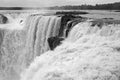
48,36 -> 64,50
58,14 -> 82,37
0,14 -> 8,24
47,14 -> 87,50
65,18 -> 87,37
56,11 -> 88,15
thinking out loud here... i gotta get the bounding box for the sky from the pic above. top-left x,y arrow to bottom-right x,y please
0,0 -> 120,7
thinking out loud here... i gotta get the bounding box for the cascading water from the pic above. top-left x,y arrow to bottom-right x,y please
21,21 -> 120,80
0,14 -> 61,80
25,15 -> 61,65
1,13 -> 120,80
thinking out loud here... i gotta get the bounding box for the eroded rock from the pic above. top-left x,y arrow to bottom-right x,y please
0,14 -> 8,24
48,36 -> 64,50
58,14 -> 82,37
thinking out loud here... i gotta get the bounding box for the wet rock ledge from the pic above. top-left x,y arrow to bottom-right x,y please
0,14 -> 8,24
47,12 -> 120,50
48,13 -> 87,50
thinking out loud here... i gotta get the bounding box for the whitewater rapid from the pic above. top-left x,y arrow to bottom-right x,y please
21,22 -> 120,80
0,14 -> 61,80
0,13 -> 120,80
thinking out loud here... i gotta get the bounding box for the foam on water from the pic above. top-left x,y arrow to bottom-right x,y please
0,15 -> 62,80
21,21 -> 120,80
0,14 -> 26,30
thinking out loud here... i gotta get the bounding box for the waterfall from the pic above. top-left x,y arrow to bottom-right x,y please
1,13 -> 120,80
0,14 -> 61,80
21,21 -> 120,80
25,15 -> 61,65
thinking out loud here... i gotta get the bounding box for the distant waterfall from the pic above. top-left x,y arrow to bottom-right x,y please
0,15 -> 61,80
21,21 -> 120,80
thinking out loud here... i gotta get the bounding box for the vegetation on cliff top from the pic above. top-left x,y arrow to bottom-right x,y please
47,2 -> 120,10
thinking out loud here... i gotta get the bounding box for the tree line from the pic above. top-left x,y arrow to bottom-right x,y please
48,2 -> 120,10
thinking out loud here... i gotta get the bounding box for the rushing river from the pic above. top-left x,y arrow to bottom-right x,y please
0,10 -> 120,19
0,10 -> 120,80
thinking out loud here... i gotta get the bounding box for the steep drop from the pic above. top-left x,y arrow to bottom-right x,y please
0,14 -> 61,80
21,21 -> 120,80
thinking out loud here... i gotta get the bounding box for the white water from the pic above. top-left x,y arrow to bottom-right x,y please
0,14 -> 25,30
21,22 -> 120,80
0,14 -> 61,80
0,10 -> 120,80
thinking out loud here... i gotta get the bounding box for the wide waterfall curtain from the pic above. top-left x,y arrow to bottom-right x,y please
0,0 -> 120,80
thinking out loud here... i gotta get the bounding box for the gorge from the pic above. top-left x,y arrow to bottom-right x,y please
0,11 -> 120,80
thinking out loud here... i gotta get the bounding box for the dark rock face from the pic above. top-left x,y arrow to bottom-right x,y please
56,11 -> 88,15
58,15 -> 74,37
48,37 -> 64,50
48,14 -> 87,50
0,14 -> 8,24
58,14 -> 82,37
65,18 -> 87,37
